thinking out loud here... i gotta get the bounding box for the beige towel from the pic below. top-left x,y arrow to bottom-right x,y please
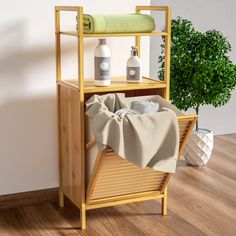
86,93 -> 179,173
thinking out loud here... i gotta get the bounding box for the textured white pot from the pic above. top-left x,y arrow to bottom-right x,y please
184,129 -> 214,166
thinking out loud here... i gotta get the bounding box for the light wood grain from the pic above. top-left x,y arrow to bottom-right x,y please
60,76 -> 166,93
86,114 -> 196,208
55,6 -> 81,11
178,116 -> 198,159
57,85 -> 64,208
77,6 -> 86,230
161,187 -> 168,215
56,5 -> 178,229
55,9 -> 63,208
0,188 -> 58,210
86,192 -> 164,210
56,4 -> 171,101
86,151 -> 106,204
136,6 -> 170,11
59,87 -> 82,209
164,6 -> 171,100
55,9 -> 61,82
60,31 -> 168,37
135,7 -> 141,60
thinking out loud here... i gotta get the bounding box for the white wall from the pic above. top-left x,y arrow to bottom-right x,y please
0,0 -> 150,195
150,0 -> 236,135
2,0 -> 235,196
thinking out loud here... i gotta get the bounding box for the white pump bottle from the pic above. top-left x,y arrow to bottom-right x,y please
126,46 -> 142,83
94,39 -> 111,86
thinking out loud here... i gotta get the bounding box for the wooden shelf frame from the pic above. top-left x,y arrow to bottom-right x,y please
55,5 -> 181,230
55,5 -> 171,99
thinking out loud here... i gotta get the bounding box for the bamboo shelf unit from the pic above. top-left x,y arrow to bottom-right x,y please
55,5 -> 197,229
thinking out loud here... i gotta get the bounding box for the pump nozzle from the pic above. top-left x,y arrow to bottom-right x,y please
131,46 -> 138,56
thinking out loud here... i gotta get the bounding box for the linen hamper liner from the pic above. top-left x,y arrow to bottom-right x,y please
85,94 -> 196,203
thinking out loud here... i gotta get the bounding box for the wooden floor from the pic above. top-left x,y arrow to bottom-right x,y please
0,134 -> 235,236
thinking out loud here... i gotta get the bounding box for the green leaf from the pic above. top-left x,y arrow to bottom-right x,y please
158,17 -> 236,117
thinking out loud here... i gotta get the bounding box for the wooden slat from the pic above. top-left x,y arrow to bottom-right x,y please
160,174 -> 171,193
86,151 -> 106,204
87,192 -> 164,209
94,182 -> 163,193
57,85 -> 64,207
95,178 -> 165,189
99,168 -> 165,176
178,117 -> 198,159
164,6 -> 171,100
179,124 -> 190,129
59,77 -> 167,94
93,186 -> 164,197
93,182 -> 164,198
56,8 -> 63,208
161,187 -> 168,215
55,10 -> 61,82
136,6 -> 169,11
95,182 -> 165,192
55,6 -> 81,11
135,7 -> 141,58
60,31 -> 168,37
91,181 -> 162,199
77,6 -> 87,230
92,186 -> 161,199
99,171 -> 165,178
100,167 -> 164,176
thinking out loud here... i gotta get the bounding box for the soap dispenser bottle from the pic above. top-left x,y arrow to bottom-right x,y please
94,39 -> 111,86
126,46 -> 142,83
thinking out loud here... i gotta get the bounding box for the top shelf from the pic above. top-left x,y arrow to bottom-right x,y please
55,5 -> 171,99
59,31 -> 167,37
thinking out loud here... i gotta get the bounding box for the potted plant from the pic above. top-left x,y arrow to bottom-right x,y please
158,17 -> 236,165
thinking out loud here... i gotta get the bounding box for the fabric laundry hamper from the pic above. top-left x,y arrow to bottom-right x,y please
85,94 -> 197,208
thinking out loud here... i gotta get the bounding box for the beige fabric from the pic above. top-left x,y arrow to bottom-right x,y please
86,93 -> 179,173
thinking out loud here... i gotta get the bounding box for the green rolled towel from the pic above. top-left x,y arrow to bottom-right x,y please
82,14 -> 156,34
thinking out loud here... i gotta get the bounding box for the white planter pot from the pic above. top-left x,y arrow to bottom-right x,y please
184,129 -> 214,166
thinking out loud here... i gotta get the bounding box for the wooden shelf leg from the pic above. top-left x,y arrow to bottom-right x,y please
161,187 -> 167,216
80,203 -> 86,229
59,189 -> 64,207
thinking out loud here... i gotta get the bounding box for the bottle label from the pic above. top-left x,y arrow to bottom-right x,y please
127,67 -> 140,81
95,57 -> 110,81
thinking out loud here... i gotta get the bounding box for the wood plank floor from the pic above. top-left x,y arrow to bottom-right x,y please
0,134 -> 235,236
